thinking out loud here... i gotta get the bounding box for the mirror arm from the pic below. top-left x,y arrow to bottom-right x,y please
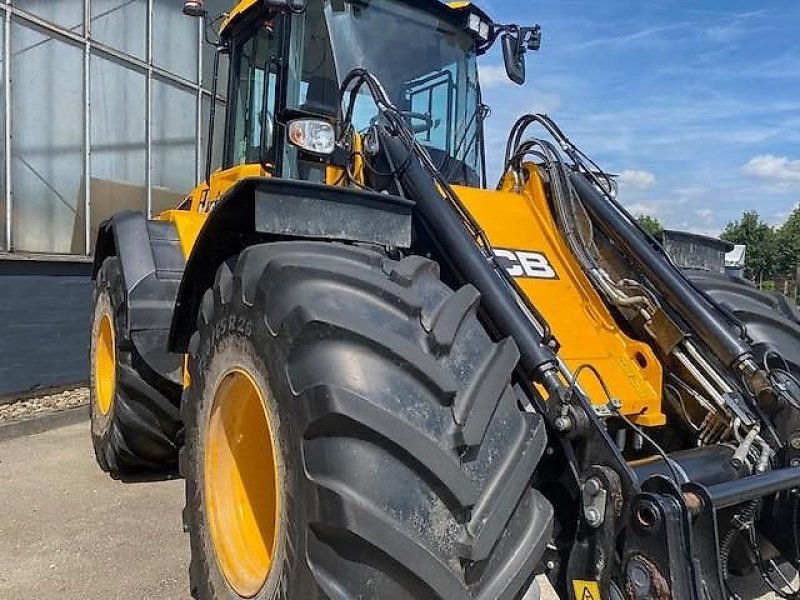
519,25 -> 542,53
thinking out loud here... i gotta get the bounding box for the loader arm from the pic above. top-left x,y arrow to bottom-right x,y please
455,178 -> 665,427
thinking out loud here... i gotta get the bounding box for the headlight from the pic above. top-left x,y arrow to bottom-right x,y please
467,12 -> 491,43
287,119 -> 336,156
479,20 -> 491,41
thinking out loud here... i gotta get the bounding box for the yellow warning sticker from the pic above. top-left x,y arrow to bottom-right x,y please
572,580 -> 601,600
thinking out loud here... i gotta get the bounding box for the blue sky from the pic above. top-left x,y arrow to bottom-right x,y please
476,0 -> 800,235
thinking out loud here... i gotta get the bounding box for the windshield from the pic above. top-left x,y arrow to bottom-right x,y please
323,0 -> 482,185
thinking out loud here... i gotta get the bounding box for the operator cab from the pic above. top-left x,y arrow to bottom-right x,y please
190,0 -> 539,195
316,0 -> 483,186
222,0 -> 484,187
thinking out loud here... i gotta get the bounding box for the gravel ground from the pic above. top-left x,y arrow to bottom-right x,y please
0,386 -> 89,422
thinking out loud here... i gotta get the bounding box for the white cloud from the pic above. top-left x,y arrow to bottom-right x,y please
617,169 -> 656,190
624,201 -> 662,217
572,24 -> 685,51
704,10 -> 770,43
480,64 -> 513,89
705,24 -> 741,43
479,65 -> 562,113
696,208 -> 714,220
741,154 -> 800,182
772,202 -> 800,224
529,90 -> 562,114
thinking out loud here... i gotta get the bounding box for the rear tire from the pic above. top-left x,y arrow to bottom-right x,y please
688,272 -> 800,566
689,269 -> 800,456
90,257 -> 182,475
182,242 -> 553,600
687,270 -> 800,372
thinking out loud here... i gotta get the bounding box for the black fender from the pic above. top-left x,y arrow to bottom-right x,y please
93,211 -> 186,385
168,176 -> 413,352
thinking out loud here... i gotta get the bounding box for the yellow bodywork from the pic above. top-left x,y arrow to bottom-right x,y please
222,0 -> 476,35
455,169 -> 665,426
186,163 -> 270,212
157,210 -> 207,259
164,159 -> 665,425
220,0 -> 260,34
166,0 -> 664,426
156,164 -> 269,258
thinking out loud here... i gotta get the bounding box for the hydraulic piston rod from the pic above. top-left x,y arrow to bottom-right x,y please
571,173 -> 752,369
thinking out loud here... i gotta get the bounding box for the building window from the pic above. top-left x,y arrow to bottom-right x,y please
10,21 -> 84,254
0,0 -> 216,256
90,53 -> 147,254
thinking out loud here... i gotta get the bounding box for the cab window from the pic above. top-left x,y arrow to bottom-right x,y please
227,17 -> 283,168
281,3 -> 339,182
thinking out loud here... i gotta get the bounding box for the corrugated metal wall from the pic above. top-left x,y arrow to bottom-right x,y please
0,260 -> 91,395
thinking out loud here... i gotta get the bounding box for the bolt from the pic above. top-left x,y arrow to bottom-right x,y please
584,477 -> 603,497
554,416 -> 572,432
545,446 -> 555,456
545,560 -> 556,571
608,397 -> 623,411
791,458 -> 800,468
596,555 -> 606,572
683,491 -> 703,516
585,506 -> 602,527
791,437 -> 800,450
626,559 -> 652,595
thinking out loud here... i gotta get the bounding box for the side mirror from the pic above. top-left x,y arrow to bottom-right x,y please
263,0 -> 307,11
502,33 -> 526,85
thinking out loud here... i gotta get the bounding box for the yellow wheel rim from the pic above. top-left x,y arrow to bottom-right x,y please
205,368 -> 280,598
95,313 -> 116,416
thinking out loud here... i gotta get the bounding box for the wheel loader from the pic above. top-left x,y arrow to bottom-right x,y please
88,0 -> 800,598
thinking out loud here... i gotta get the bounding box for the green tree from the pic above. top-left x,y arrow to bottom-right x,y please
721,211 -> 777,283
637,215 -> 664,236
775,205 -> 800,276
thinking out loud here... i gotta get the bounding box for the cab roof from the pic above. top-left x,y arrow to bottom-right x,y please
220,0 -> 492,38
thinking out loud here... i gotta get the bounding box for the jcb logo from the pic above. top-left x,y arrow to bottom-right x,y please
493,248 -> 558,280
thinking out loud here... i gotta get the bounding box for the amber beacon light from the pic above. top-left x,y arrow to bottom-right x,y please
183,0 -> 205,17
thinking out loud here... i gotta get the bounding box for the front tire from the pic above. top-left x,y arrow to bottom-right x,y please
182,242 -> 553,600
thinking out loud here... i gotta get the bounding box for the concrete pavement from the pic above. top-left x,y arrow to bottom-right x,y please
0,422 -> 188,599
0,420 -> 789,599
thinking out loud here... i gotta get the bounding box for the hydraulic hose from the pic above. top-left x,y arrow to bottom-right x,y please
379,132 -> 561,380
720,500 -> 759,587
570,172 -> 752,369
339,70 -> 563,383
